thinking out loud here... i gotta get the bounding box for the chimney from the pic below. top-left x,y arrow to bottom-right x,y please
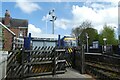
4,10 -> 11,26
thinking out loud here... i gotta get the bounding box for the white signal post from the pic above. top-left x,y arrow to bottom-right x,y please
49,9 -> 57,34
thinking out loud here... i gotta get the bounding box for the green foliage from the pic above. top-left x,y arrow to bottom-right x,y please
72,21 -> 118,46
71,20 -> 99,46
98,24 -> 118,45
79,28 -> 99,45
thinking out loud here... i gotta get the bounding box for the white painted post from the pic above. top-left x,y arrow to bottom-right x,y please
0,51 -> 8,80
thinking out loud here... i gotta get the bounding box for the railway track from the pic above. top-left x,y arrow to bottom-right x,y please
85,53 -> 120,80
85,61 -> 120,79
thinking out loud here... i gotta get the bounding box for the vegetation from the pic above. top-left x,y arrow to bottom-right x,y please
72,20 -> 99,46
72,20 -> 93,38
79,28 -> 99,45
71,21 -> 118,46
99,24 -> 118,45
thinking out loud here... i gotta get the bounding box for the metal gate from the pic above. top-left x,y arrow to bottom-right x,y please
62,46 -> 85,74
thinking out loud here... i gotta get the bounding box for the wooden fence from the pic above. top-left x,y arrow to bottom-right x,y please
6,46 -> 66,79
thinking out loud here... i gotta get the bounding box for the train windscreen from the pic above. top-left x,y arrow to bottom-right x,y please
64,37 -> 77,47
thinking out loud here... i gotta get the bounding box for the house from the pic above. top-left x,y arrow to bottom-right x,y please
0,10 -> 28,51
0,22 -> 16,51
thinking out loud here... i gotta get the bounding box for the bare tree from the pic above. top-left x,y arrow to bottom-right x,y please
72,20 -> 93,38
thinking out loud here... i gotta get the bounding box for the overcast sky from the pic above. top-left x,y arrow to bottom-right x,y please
0,0 -> 119,37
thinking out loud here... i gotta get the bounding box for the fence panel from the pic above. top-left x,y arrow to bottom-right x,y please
6,46 -> 66,79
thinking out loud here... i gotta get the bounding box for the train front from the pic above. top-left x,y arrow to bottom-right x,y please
60,36 -> 78,67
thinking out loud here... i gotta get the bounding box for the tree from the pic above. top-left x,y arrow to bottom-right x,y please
71,20 -> 99,46
71,27 -> 81,38
72,20 -> 93,37
99,24 -> 118,45
79,28 -> 99,45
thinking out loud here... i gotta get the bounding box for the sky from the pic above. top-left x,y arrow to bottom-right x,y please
0,0 -> 119,37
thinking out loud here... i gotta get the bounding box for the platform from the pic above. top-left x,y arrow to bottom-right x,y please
25,68 -> 93,80
85,52 -> 102,55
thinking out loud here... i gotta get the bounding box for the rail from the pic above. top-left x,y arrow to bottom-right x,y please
85,53 -> 120,79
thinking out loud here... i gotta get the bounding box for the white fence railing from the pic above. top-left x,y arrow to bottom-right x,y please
0,51 -> 8,80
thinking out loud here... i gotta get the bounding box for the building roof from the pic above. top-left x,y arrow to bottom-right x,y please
10,18 -> 28,27
0,17 -> 28,28
31,34 -> 58,40
0,22 -> 16,36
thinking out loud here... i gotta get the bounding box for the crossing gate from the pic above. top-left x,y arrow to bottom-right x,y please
73,46 -> 85,74
6,46 -> 66,79
63,46 -> 85,74
64,47 -> 74,67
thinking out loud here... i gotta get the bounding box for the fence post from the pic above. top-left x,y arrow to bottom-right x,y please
52,49 -> 56,76
21,49 -> 25,79
81,45 -> 85,74
72,48 -> 76,68
10,51 -> 15,78
11,59 -> 14,78
27,51 -> 30,74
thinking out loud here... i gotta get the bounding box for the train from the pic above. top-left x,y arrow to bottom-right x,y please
57,35 -> 78,54
60,35 -> 77,47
